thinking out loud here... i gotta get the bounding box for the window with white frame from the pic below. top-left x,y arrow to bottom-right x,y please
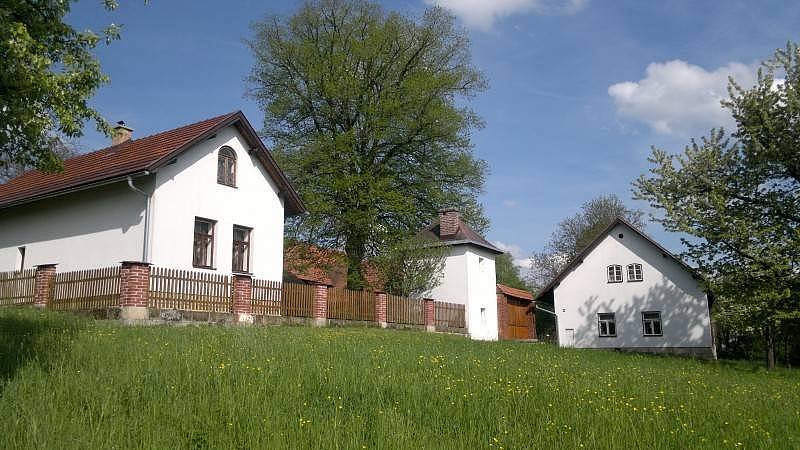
607,264 -> 623,283
627,263 -> 643,282
193,218 -> 215,268
598,313 -> 616,337
642,311 -> 662,336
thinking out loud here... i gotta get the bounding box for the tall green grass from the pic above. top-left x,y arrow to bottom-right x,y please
0,308 -> 797,449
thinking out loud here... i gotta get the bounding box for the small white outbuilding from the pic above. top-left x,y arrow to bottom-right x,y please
534,218 -> 716,359
421,209 -> 503,341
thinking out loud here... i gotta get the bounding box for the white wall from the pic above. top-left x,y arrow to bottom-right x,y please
148,126 -> 285,281
554,223 -> 713,350
0,181 -> 148,272
426,245 -> 498,340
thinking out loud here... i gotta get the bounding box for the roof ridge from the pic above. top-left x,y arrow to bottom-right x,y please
61,111 -> 240,164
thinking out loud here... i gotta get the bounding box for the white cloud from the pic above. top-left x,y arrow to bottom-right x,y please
492,241 -> 533,270
426,0 -> 589,31
608,60 -> 757,136
502,199 -> 518,208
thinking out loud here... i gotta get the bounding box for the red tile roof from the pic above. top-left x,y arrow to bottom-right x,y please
497,284 -> 534,301
284,242 -> 384,290
0,111 -> 304,215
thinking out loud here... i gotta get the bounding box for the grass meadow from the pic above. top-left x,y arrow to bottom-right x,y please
0,308 -> 798,449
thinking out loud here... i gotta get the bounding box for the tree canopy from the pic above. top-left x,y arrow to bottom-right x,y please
495,253 -> 529,291
0,0 -> 129,175
527,194 -> 645,292
247,0 -> 488,289
633,43 -> 800,368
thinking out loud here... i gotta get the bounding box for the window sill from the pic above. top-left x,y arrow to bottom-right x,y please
598,335 -> 617,338
232,270 -> 252,276
192,265 -> 216,271
217,182 -> 237,189
607,280 -> 623,284
627,279 -> 644,283
643,334 -> 663,337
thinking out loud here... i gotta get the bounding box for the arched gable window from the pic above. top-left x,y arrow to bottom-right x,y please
217,146 -> 236,186
627,263 -> 643,282
607,264 -> 623,283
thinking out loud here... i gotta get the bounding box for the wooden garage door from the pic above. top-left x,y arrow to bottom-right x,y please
507,300 -> 531,340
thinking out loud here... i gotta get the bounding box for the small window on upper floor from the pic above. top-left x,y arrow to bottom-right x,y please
607,264 -> 623,283
627,263 -> 643,282
217,146 -> 236,187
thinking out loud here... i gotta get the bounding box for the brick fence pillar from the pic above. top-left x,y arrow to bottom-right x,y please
423,298 -> 435,332
33,264 -> 57,308
232,274 -> 254,325
119,261 -> 151,322
375,292 -> 388,328
312,283 -> 328,327
497,292 -> 508,340
528,301 -> 538,340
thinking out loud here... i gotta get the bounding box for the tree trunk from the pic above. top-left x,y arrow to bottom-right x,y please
766,323 -> 776,370
344,235 -> 366,291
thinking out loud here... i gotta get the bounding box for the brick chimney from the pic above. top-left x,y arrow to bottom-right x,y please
438,208 -> 460,238
112,121 -> 134,145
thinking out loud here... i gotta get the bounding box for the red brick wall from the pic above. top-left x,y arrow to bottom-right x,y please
375,292 -> 387,323
34,264 -> 57,307
423,298 -> 435,329
232,274 -> 252,314
313,284 -> 328,319
438,209 -> 459,237
119,261 -> 150,308
496,293 -> 508,340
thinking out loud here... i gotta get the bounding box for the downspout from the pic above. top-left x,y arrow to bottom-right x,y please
127,173 -> 151,262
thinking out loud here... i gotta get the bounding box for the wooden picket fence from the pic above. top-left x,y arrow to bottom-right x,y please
49,267 -> 120,311
149,267 -> 231,312
328,287 -> 375,321
435,301 -> 466,330
0,269 -> 36,306
281,282 -> 314,317
386,294 -> 425,325
252,279 -> 281,316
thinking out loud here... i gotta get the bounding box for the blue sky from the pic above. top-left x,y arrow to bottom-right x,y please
68,0 -> 800,270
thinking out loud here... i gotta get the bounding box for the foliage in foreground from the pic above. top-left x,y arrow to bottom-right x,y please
634,42 -> 800,369
0,308 -> 798,449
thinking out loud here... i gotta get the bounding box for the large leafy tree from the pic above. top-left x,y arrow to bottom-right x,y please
0,1 -> 130,175
248,0 -> 488,289
633,43 -> 800,369
527,194 -> 645,291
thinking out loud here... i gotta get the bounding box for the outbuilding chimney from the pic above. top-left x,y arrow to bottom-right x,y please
438,208 -> 460,238
112,121 -> 134,145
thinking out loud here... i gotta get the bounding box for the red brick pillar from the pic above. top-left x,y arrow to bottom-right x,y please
528,301 -> 538,340
232,274 -> 254,324
496,292 -> 508,340
33,264 -> 57,308
119,261 -> 150,322
424,298 -> 435,332
313,283 -> 328,327
375,292 -> 388,328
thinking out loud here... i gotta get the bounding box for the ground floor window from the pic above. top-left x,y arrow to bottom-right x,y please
598,312 -> 616,337
642,311 -> 663,336
193,218 -> 215,268
232,225 -> 251,273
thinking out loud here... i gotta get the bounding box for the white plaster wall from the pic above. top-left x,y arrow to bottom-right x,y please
0,181 -> 147,272
148,126 -> 285,281
464,247 -> 498,340
554,224 -> 712,349
426,245 -> 498,340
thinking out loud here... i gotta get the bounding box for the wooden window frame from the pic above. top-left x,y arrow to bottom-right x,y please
217,146 -> 237,187
598,312 -> 617,337
607,264 -> 623,283
232,225 -> 252,274
627,263 -> 643,282
17,246 -> 25,272
642,311 -> 663,336
193,217 -> 216,269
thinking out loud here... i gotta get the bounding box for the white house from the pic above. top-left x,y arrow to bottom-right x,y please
422,209 -> 503,340
0,111 -> 304,281
534,218 -> 715,358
